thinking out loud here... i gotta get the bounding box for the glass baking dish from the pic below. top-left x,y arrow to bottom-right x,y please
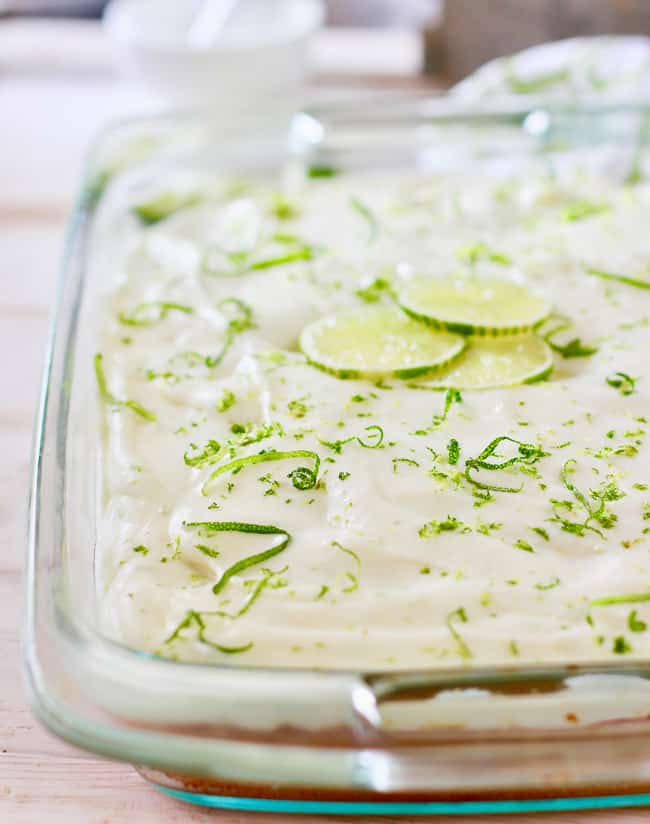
24,98 -> 650,816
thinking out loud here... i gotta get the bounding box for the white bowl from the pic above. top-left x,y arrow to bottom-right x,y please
103,0 -> 324,110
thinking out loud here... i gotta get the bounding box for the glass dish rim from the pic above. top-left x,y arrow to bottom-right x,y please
24,97 -> 650,761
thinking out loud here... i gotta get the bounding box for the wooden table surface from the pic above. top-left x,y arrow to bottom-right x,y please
1,17 -> 649,824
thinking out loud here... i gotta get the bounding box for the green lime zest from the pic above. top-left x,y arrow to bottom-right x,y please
164,610 -> 253,654
205,298 -> 254,368
504,63 -> 569,95
434,388 -> 463,426
319,436 -> 354,454
392,457 -> 419,473
613,636 -> 632,654
216,573 -> 273,619
446,607 -> 472,659
355,277 -> 394,303
223,422 -> 284,456
419,516 -> 471,538
541,316 -> 598,358
548,338 -> 597,359
331,541 -> 361,593
456,242 -> 511,267
287,397 -> 309,418
212,566 -> 287,620
271,194 -> 299,220
273,232 -> 303,245
350,196 -> 379,244
588,443 -> 638,459
94,353 -> 129,406
591,478 -> 625,503
464,436 -> 548,494
551,459 -> 618,538
514,539 -> 534,553
476,520 -> 503,535
586,267 -> 650,290
535,577 -> 560,591
357,425 -> 384,449
307,164 -> 339,178
448,438 -> 460,465
250,246 -> 315,270
184,521 -> 291,596
606,371 -> 638,396
318,425 -> 383,454
629,610 -> 648,633
201,450 -> 320,496
194,543 -> 220,559
94,353 -> 156,422
133,191 -> 200,225
204,235 -> 318,277
217,390 -> 237,412
184,439 -> 222,468
118,301 -> 193,327
590,592 -> 650,608
563,201 -> 610,221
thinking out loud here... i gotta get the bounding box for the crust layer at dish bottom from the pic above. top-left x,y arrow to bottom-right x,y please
136,767 -> 650,804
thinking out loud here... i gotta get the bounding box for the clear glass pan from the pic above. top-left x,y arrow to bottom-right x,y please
24,98 -> 650,813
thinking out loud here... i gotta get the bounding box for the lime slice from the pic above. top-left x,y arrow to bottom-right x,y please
132,191 -> 200,225
398,276 -> 551,336
412,335 -> 554,390
300,308 -> 466,380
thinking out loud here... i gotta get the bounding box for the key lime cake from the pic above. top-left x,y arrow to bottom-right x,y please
95,165 -> 650,671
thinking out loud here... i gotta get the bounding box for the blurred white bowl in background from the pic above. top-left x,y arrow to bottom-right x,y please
103,0 -> 324,111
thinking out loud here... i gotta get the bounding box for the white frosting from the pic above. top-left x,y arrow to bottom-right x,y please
96,169 -> 650,677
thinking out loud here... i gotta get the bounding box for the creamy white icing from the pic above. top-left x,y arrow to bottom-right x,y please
96,169 -> 650,672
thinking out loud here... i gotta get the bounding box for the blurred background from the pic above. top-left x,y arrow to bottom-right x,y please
3,0 -> 650,81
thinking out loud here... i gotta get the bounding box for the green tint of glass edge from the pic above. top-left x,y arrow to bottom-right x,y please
153,783 -> 650,815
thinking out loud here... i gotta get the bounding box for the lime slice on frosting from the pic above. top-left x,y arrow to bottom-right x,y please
412,335 -> 554,390
399,276 -> 551,336
300,307 -> 466,380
